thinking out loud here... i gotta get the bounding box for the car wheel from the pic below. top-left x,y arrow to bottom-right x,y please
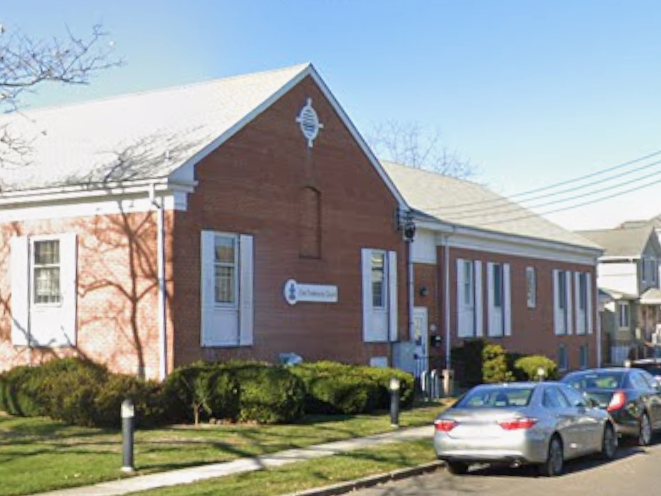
539,435 -> 563,477
446,461 -> 468,475
639,413 -> 653,446
599,423 -> 617,460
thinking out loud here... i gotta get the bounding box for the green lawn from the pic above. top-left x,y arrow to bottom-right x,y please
0,402 -> 448,496
132,439 -> 438,496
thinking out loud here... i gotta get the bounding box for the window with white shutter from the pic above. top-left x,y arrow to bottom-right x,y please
201,231 -> 254,347
11,233 -> 77,347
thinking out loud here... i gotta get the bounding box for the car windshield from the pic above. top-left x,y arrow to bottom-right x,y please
456,386 -> 533,408
563,371 -> 624,390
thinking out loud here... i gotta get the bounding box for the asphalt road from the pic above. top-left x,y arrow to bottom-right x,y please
348,441 -> 658,496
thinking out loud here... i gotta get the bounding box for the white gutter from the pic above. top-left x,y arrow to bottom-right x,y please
150,184 -> 168,380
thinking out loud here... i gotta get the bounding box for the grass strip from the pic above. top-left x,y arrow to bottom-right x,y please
0,402 -> 447,496
130,438 -> 438,496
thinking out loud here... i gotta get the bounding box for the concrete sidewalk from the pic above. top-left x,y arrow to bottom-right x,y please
31,425 -> 433,496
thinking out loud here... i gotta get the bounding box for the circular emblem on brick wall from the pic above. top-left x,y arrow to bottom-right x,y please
296,98 -> 324,147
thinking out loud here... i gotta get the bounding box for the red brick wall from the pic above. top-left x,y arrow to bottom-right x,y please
170,75 -> 406,368
437,246 -> 599,370
0,209 -> 176,379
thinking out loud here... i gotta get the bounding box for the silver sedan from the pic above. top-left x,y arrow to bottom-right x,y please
433,381 -> 617,476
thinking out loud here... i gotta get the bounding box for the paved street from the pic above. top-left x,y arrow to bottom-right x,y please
348,441 -> 658,496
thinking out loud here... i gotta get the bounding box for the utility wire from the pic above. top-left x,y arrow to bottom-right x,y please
440,159 -> 661,223
472,172 -> 661,227
420,149 -> 661,215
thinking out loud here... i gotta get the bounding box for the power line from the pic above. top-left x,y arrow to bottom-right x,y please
419,149 -> 661,215
443,159 -> 661,223
472,172 -> 661,228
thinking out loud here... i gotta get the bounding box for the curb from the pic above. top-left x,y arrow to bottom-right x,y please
286,460 -> 446,496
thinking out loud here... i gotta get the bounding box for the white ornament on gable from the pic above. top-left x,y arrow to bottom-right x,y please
296,98 -> 324,147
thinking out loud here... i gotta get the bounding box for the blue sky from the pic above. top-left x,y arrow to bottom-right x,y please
3,0 -> 661,230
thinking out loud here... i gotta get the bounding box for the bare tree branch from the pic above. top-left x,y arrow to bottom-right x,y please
366,120 -> 481,181
0,23 -> 121,111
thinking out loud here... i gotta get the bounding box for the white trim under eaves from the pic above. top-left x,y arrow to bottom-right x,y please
172,64 -> 410,211
0,178 -> 196,206
0,191 -> 186,223
416,221 -> 601,266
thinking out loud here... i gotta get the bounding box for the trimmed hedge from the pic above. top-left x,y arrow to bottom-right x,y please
0,357 -> 415,427
514,355 -> 558,381
290,361 -> 414,415
0,358 -> 168,428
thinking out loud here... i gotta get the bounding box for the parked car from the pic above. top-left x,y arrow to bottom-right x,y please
433,382 -> 617,476
561,367 -> 661,446
630,358 -> 661,383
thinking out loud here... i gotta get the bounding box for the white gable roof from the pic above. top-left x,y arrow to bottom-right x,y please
0,64 -> 407,207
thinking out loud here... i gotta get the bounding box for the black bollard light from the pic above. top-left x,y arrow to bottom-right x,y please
389,377 -> 401,428
121,398 -> 135,473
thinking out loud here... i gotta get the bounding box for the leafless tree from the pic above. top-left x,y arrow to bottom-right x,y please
367,120 -> 481,180
0,22 -> 120,162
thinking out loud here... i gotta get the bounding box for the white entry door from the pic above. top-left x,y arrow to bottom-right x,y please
413,307 -> 429,377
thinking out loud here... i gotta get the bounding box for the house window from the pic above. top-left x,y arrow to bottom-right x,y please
492,263 -> 503,308
371,251 -> 386,309
462,260 -> 474,307
33,240 -> 61,304
618,302 -> 630,329
579,344 -> 589,369
558,345 -> 568,371
201,231 -> 254,347
11,234 -> 77,348
214,235 -> 237,305
362,248 -> 397,343
554,269 -> 571,335
526,267 -> 536,308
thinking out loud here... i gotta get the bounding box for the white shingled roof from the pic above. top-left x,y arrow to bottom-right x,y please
381,160 -> 601,250
0,64 -> 312,193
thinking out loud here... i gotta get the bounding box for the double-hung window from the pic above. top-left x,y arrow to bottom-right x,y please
214,235 -> 237,306
11,234 -> 77,347
33,240 -> 61,304
201,231 -> 254,347
362,248 -> 397,343
526,267 -> 536,309
487,262 -> 511,337
371,251 -> 386,309
618,302 -> 630,330
554,269 -> 572,335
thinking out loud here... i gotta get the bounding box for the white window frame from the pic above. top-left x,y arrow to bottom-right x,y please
558,344 -> 568,372
213,234 -> 239,308
554,269 -> 573,335
526,267 -> 536,309
201,231 -> 254,347
457,259 -> 483,338
579,344 -> 589,369
362,248 -> 397,343
31,238 -> 62,306
11,233 -> 77,348
617,301 -> 630,330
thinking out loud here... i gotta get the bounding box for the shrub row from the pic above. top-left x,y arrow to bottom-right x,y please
451,339 -> 558,386
289,361 -> 414,415
0,358 -> 166,428
0,358 -> 414,428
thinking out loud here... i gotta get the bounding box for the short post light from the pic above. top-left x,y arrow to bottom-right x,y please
121,398 -> 136,473
389,377 -> 401,428
536,367 -> 546,382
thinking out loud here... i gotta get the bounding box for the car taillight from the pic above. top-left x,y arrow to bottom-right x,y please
607,391 -> 627,412
434,419 -> 458,432
497,417 -> 538,430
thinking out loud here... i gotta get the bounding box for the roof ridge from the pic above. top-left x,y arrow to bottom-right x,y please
3,63 -> 312,117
